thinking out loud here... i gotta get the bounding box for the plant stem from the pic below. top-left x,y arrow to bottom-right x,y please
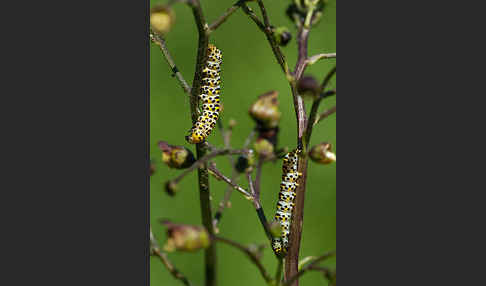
169,148 -> 249,185
214,236 -> 273,284
208,163 -> 252,198
208,0 -> 245,32
283,250 -> 336,286
150,228 -> 193,286
187,1 -> 217,285
149,30 -> 191,95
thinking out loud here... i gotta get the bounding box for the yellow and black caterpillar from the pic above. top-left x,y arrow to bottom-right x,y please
186,44 -> 222,144
272,149 -> 302,258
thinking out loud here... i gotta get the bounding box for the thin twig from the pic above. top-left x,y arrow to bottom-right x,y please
150,228 -> 193,286
284,251 -> 336,286
208,0 -> 244,32
214,236 -> 273,284
149,30 -> 191,94
246,172 -> 273,241
212,128 -> 256,228
169,148 -> 249,185
314,106 -> 336,126
304,67 -> 336,145
253,157 -> 264,198
241,3 -> 289,75
306,53 -> 336,65
208,163 -> 253,198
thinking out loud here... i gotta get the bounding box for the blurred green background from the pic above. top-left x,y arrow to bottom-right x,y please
150,1 -> 336,285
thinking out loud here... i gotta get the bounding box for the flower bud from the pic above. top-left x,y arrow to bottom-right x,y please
165,181 -> 178,196
254,138 -> 274,158
273,26 -> 292,47
297,75 -> 320,97
309,142 -> 336,164
249,91 -> 281,128
161,220 -> 210,252
228,118 -> 237,129
150,5 -> 175,35
158,141 -> 196,169
235,150 -> 256,173
269,220 -> 282,238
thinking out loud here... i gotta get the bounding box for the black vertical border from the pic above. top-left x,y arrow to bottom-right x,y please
145,0 -> 151,283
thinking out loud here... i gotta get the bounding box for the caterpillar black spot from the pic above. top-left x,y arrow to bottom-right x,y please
186,44 -> 222,144
272,149 -> 302,258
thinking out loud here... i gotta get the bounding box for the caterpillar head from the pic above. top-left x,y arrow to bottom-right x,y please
185,130 -> 205,144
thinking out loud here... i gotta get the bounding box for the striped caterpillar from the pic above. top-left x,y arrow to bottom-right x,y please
185,44 -> 222,144
272,149 -> 302,258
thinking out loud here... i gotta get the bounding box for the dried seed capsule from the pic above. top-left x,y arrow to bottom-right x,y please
161,220 -> 210,252
158,141 -> 196,169
309,142 -> 336,164
249,91 -> 281,128
297,75 -> 320,97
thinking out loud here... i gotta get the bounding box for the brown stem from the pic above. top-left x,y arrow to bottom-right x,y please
314,105 -> 336,126
275,258 -> 284,286
284,250 -> 336,286
149,30 -> 191,94
241,3 -> 289,75
284,155 -> 309,286
247,172 -> 273,241
187,1 -> 216,285
150,228 -> 193,286
169,148 -> 249,185
214,236 -> 273,284
304,67 -> 336,145
208,0 -> 245,32
208,163 -> 252,198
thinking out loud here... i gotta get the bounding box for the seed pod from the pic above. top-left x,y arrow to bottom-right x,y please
273,27 -> 292,47
158,141 -> 196,169
297,75 -> 320,98
309,142 -> 336,164
249,91 -> 281,128
150,5 -> 175,35
161,220 -> 210,252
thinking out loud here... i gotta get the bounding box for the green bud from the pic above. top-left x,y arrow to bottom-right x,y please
254,138 -> 274,158
235,150 -> 256,173
273,26 -> 292,47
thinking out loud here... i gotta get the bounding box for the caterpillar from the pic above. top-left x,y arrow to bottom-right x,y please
186,44 -> 222,144
272,149 -> 302,258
